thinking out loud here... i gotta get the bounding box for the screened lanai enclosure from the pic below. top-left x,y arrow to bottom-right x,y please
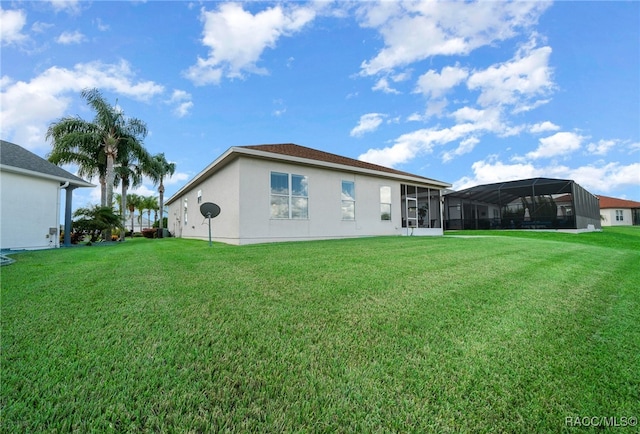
401,184 -> 443,232
444,178 -> 601,231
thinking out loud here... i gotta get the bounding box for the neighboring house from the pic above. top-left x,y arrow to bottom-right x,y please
597,195 -> 640,226
443,177 -> 601,231
1,140 -> 94,250
166,143 -> 451,245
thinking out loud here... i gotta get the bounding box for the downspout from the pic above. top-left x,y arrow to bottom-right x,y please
439,190 -> 444,233
57,182 -> 70,248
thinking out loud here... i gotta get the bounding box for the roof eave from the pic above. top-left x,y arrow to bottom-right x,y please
165,147 -> 238,205
166,146 -> 451,205
233,147 -> 452,188
0,164 -> 95,188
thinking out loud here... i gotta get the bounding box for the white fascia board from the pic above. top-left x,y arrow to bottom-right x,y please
0,164 -> 95,188
233,147 -> 452,189
165,147 -> 238,205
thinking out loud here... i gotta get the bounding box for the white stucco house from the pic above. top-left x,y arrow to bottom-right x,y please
597,195 -> 640,226
166,144 -> 451,245
1,140 -> 94,250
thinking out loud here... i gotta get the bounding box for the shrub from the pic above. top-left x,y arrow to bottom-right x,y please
141,228 -> 157,239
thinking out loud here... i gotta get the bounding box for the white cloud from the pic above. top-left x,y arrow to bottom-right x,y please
453,157 -> 540,190
185,2 -> 316,85
360,104 -> 512,166
453,156 -> 640,196
32,21 -> 54,33
358,140 -> 417,168
350,113 -> 386,137
56,30 -> 86,45
442,137 -> 480,163
1,8 -> 28,46
166,89 -> 193,118
526,131 -> 584,160
467,41 -> 554,110
94,18 -> 109,31
586,139 -> 617,156
359,122 -> 482,167
529,121 -> 560,133
358,1 -> 551,75
48,0 -> 82,14
162,172 -> 190,186
562,162 -> 640,193
1,60 -> 164,151
372,77 -> 400,94
415,65 -> 468,99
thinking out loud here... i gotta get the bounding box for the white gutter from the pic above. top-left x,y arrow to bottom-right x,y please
56,182 -> 70,248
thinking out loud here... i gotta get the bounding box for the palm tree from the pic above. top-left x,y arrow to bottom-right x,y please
46,88 -> 148,209
126,193 -> 141,235
142,196 -> 159,230
136,198 -> 146,232
148,153 -> 176,237
47,122 -> 107,204
115,148 -> 150,241
113,193 -> 123,217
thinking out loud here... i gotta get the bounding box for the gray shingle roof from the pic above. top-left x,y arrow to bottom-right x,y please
0,140 -> 94,187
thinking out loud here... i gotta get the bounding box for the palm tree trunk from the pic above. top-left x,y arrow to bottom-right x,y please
100,176 -> 107,207
120,183 -> 127,241
158,181 -> 165,235
104,150 -> 116,241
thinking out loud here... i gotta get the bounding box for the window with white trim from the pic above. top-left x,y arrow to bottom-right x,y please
342,180 -> 355,220
197,189 -> 202,204
380,186 -> 391,220
616,210 -> 624,221
184,198 -> 188,225
270,172 -> 308,219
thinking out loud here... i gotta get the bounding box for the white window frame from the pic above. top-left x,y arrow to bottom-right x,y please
184,198 -> 188,225
616,209 -> 624,221
270,172 -> 308,219
342,180 -> 355,221
380,185 -> 391,221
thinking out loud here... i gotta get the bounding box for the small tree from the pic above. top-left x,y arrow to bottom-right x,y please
126,193 -> 141,235
73,206 -> 122,242
142,196 -> 158,229
147,153 -> 176,237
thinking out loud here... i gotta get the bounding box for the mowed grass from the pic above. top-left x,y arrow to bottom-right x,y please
1,228 -> 639,432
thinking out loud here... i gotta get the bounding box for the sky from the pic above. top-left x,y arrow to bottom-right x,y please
2,0 -> 639,212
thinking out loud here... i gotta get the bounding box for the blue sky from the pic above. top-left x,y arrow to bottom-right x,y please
2,0 -> 639,209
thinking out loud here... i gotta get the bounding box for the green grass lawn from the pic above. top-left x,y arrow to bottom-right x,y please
2,228 -> 639,432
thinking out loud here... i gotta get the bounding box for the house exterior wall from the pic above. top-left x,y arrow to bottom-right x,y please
1,171 -> 60,250
167,155 -> 448,245
235,157 -> 405,244
167,159 -> 241,242
600,208 -> 632,226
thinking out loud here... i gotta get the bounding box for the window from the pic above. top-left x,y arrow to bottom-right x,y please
197,190 -> 202,204
342,181 -> 355,220
184,198 -> 188,225
270,172 -> 308,219
380,186 -> 391,220
616,210 -> 624,221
